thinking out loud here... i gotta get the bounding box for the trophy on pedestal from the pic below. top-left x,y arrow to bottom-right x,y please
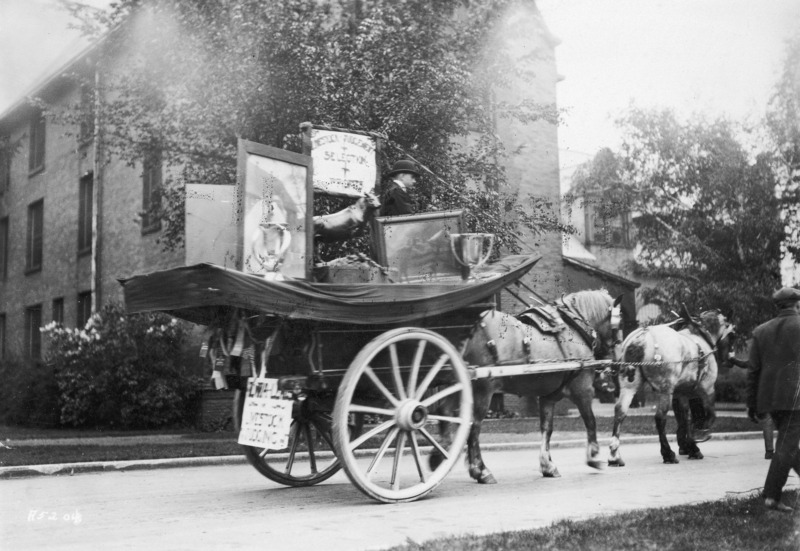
246,199 -> 292,280
449,233 -> 495,280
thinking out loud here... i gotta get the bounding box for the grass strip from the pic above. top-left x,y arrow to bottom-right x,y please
385,490 -> 800,551
1,415 -> 757,467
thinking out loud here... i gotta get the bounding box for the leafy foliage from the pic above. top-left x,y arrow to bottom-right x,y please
570,107 -> 790,338
43,303 -> 203,428
766,36 -> 800,264
57,0 -> 567,255
0,356 -> 60,427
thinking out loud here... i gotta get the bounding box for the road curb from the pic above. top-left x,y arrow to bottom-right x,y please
0,431 -> 764,480
0,455 -> 248,479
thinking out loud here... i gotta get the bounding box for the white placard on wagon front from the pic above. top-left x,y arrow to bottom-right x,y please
237,378 -> 293,450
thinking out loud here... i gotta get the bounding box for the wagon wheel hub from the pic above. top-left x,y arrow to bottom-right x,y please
396,400 -> 428,431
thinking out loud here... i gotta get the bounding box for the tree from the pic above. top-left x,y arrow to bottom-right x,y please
56,0 -> 566,258
571,107 -> 789,337
766,36 -> 800,269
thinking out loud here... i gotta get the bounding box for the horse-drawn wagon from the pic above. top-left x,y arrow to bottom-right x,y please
121,129 -> 621,503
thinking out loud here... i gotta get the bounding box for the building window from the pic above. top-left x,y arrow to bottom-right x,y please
26,200 -> 44,272
52,298 -> 64,326
29,110 -> 46,174
141,151 -> 162,234
0,314 -> 5,360
78,172 -> 93,254
0,216 -> 7,280
77,291 -> 92,328
25,304 -> 43,360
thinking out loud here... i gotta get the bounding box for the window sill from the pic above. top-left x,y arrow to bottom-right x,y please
24,265 -> 42,276
78,247 -> 92,258
28,165 -> 45,178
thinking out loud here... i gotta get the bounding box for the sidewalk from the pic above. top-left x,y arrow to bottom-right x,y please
0,402 -> 761,480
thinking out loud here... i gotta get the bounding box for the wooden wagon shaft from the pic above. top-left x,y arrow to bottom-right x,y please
469,359 -> 612,379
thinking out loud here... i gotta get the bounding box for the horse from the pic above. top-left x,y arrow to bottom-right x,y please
608,309 -> 734,466
432,289 -> 623,483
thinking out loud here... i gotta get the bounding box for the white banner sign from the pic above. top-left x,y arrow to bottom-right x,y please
237,378 -> 293,450
311,129 -> 377,197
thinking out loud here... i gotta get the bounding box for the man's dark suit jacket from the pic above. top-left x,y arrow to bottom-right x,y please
748,308 -> 800,413
379,181 -> 414,216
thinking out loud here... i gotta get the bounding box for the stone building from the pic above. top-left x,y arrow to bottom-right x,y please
0,0 -> 567,374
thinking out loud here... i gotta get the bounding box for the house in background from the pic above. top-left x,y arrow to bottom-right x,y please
562,178 -> 664,329
0,1 -> 569,377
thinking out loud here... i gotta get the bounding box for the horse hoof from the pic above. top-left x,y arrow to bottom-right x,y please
542,469 -> 561,478
478,472 -> 497,485
688,451 -> 704,460
663,456 -> 680,464
678,447 -> 688,455
695,430 -> 712,443
429,453 -> 443,471
608,459 -> 625,467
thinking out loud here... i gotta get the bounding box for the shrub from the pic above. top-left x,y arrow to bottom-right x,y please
0,356 -> 60,427
43,303 -> 203,429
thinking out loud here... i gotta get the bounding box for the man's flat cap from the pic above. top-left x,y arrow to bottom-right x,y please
772,287 -> 800,303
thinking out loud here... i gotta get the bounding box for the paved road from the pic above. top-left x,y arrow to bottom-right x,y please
2,437 -> 788,551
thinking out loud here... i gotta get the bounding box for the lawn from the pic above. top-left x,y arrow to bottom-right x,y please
0,414 -> 758,467
383,490 -> 800,551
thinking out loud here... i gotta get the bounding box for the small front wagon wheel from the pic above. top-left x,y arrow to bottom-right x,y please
234,391 -> 362,487
332,328 -> 473,503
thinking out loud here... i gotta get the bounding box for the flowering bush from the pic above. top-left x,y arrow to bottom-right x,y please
43,303 -> 203,428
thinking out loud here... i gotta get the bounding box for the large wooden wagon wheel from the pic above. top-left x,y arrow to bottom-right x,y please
332,328 -> 473,503
234,390 -> 362,487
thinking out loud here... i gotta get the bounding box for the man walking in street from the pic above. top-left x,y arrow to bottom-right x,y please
748,287 -> 800,512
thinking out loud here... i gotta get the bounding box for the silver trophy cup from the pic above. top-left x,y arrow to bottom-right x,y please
449,233 -> 495,279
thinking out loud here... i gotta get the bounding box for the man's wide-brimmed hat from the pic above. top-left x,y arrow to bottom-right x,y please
386,159 -> 420,178
772,287 -> 800,304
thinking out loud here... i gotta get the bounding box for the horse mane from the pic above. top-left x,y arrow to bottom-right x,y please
698,310 -> 722,335
562,289 -> 613,327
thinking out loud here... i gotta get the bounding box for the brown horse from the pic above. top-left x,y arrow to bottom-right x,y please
608,310 -> 734,466
433,289 -> 623,483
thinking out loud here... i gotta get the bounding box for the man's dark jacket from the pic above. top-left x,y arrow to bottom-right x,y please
379,181 -> 414,216
748,308 -> 800,413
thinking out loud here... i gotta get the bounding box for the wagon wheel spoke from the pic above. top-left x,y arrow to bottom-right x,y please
304,422 -> 318,475
407,340 -> 427,397
367,426 -> 400,477
284,421 -> 302,474
408,432 -> 426,483
413,353 -> 449,399
421,383 -> 464,408
426,414 -> 465,425
260,419 -> 299,460
389,343 -> 407,401
391,431 -> 407,490
348,404 -> 395,417
311,417 -> 336,451
418,425 -> 450,459
365,366 -> 400,406
349,419 -> 396,451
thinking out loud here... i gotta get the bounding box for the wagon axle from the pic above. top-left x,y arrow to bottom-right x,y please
396,400 -> 429,431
